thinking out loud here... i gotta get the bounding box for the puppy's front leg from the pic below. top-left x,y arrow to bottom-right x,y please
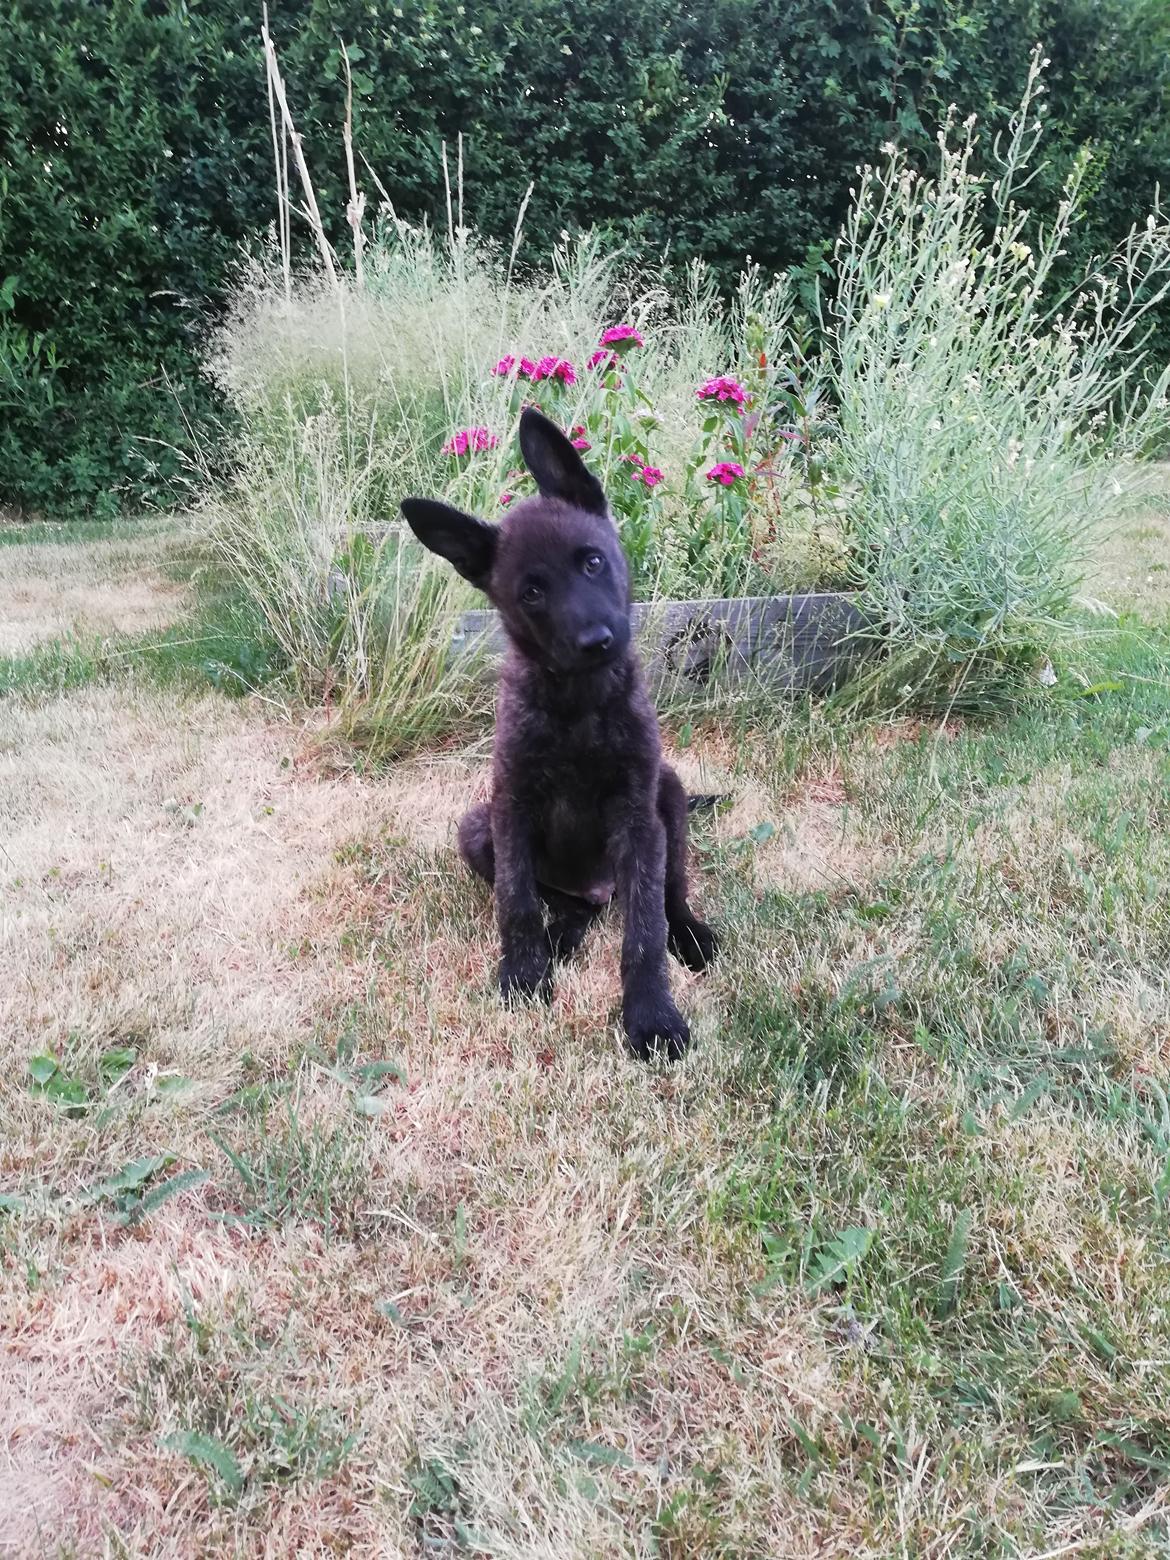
492,793 -> 552,1004
612,797 -> 691,1061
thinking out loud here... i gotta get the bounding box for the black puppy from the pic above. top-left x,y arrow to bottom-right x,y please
401,407 -> 717,1060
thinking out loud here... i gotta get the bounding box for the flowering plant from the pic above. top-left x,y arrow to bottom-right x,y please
530,356 -> 577,386
706,462 -> 745,487
696,376 -> 747,412
491,354 -> 577,385
443,426 -> 498,456
599,324 -> 644,350
437,295 -> 838,597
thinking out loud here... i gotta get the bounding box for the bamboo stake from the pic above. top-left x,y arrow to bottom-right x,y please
341,48 -> 366,289
261,3 -> 291,302
261,18 -> 338,287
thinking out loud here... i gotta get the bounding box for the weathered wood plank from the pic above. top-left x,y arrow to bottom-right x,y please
450,593 -> 877,693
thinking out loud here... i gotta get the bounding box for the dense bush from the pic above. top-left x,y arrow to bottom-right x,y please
2,0 -> 1168,516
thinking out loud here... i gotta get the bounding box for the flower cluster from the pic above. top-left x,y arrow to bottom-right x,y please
586,323 -> 644,373
599,323 -> 644,349
619,453 -> 664,487
706,461 -> 745,486
443,427 -> 498,456
530,355 -> 577,385
569,424 -> 591,451
696,376 -> 747,411
492,354 -> 577,385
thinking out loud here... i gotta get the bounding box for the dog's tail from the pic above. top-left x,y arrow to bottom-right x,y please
686,793 -> 727,813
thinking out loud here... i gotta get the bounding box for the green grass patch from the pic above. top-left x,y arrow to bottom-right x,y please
0,586 -> 284,701
137,1299 -> 360,1507
0,517 -> 151,547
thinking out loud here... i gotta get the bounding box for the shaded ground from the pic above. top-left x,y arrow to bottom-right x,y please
2,505 -> 1170,1556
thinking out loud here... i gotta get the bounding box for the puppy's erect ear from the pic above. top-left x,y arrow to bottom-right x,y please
519,405 -> 608,516
401,498 -> 497,589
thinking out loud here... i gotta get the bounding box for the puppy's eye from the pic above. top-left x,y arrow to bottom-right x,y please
582,553 -> 605,577
520,583 -> 544,607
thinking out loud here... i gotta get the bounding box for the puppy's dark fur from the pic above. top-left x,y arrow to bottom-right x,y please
401,407 -> 717,1060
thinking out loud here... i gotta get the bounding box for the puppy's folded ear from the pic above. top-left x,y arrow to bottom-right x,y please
519,406 -> 608,516
401,498 -> 497,589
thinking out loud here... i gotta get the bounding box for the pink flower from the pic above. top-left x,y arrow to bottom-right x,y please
588,349 -> 618,371
443,426 -> 498,457
500,492 -> 515,507
706,461 -> 745,486
530,355 -> 577,385
518,357 -> 538,378
571,437 -> 591,450
600,324 -> 644,349
569,423 -> 591,451
697,376 -> 748,411
627,462 -> 663,487
491,355 -> 516,377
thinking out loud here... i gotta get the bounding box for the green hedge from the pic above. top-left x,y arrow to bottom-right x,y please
2,0 -> 1168,517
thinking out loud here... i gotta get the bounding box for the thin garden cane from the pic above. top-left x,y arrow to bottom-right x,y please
261,17 -> 338,288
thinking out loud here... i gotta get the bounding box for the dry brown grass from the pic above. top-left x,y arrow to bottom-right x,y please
0,530 -> 190,653
0,676 -> 859,1556
0,687 -> 388,1072
5,519 -> 1170,1556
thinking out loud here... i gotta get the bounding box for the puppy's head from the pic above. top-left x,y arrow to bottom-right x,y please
401,407 -> 631,674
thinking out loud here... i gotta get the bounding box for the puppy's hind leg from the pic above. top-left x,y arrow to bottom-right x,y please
457,801 -> 495,885
658,766 -> 719,972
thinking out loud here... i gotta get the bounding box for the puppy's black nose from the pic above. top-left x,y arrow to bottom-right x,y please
577,625 -> 614,654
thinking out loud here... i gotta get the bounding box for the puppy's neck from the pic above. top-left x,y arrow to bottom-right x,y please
503,643 -> 639,716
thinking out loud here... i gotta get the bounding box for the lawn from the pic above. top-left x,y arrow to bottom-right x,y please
2,494 -> 1169,1557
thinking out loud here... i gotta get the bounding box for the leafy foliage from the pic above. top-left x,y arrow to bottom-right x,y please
1,0 -> 1168,516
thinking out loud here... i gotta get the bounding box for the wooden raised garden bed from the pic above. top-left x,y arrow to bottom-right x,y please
450,592 -> 876,694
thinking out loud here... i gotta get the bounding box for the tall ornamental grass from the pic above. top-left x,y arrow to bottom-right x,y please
826,51 -> 1170,710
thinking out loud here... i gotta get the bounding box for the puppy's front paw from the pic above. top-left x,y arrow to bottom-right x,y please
499,945 -> 553,1005
622,992 -> 691,1063
668,916 -> 719,972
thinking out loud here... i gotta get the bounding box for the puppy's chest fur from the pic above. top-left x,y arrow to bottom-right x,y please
494,667 -> 659,903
